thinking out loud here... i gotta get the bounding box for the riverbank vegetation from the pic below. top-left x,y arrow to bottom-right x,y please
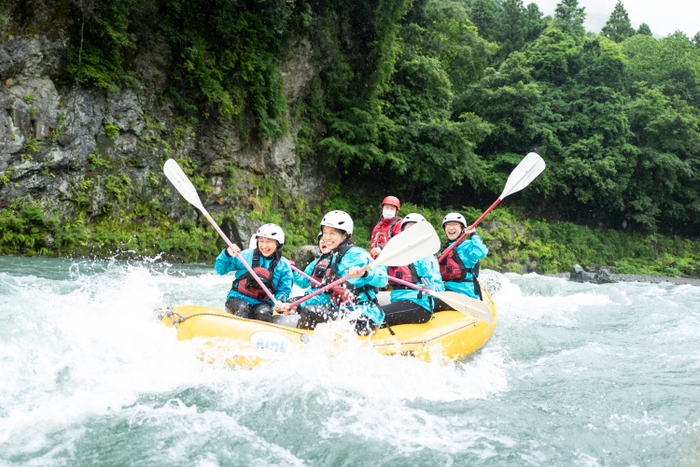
2,0 -> 700,276
4,194 -> 700,278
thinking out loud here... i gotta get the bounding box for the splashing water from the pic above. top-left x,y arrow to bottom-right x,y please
1,257 -> 699,466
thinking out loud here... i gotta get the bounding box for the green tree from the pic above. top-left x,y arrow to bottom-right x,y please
460,24 -> 641,225
403,0 -> 497,93
524,3 -> 548,43
625,84 -> 700,230
693,32 -> 700,48
601,1 -> 635,43
637,23 -> 652,36
554,0 -> 586,37
526,26 -> 582,85
623,32 -> 700,108
322,0 -> 495,205
493,0 -> 529,60
467,0 -> 500,42
455,53 -> 541,167
63,0 -> 320,138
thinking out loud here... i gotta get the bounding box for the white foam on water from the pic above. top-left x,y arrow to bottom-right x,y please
0,260 -> 221,455
486,272 -> 613,330
0,257 -> 516,463
202,313 -> 515,459
3,257 -> 700,466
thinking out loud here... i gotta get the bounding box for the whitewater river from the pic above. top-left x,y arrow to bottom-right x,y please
1,255 -> 699,466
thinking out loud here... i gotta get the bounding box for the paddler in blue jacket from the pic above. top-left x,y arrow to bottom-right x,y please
293,232 -> 331,290
382,213 -> 445,326
297,210 -> 388,335
215,223 -> 292,322
435,212 -> 488,309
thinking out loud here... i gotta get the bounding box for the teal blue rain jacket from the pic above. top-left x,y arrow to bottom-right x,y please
390,255 -> 445,311
215,248 -> 293,306
441,235 -> 488,299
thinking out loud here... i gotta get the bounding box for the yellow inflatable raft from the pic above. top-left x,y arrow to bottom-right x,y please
161,287 -> 497,367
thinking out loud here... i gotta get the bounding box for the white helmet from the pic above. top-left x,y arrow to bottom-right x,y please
401,213 -> 427,230
255,223 -> 285,246
248,234 -> 257,249
320,210 -> 354,235
442,212 -> 467,229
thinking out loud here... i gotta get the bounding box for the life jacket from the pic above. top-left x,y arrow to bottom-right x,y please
439,240 -> 482,300
310,254 -> 331,283
387,263 -> 421,286
323,242 -> 375,306
232,250 -> 277,301
370,217 -> 401,250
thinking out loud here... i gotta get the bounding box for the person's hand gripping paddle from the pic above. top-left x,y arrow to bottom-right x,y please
163,158 -> 276,302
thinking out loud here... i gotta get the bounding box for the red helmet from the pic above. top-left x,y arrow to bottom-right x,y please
381,196 -> 401,210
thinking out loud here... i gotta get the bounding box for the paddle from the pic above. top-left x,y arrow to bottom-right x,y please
292,265 -> 319,285
439,152 -> 546,262
289,221 -> 441,308
387,276 -> 492,323
163,158 -> 276,302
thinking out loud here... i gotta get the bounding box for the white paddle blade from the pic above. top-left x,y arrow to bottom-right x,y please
432,291 -> 492,323
372,221 -> 440,268
500,152 -> 546,199
163,159 -> 207,215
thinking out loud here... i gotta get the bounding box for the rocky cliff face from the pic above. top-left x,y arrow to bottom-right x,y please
0,34 -> 329,252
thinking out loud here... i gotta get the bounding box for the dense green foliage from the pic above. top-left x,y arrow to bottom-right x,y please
4,195 -> 700,277
601,1 -> 635,43
5,0 -> 700,274
456,2 -> 700,236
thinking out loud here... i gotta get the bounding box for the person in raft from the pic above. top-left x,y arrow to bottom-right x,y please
297,210 -> 388,335
369,196 -> 403,259
382,213 -> 445,326
215,223 -> 293,321
293,232 -> 331,290
435,212 -> 488,310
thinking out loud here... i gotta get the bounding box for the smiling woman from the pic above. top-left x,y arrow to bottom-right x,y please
215,223 -> 293,321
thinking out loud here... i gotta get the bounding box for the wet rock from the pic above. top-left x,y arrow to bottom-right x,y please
234,214 -> 261,248
105,88 -> 145,136
0,33 -> 331,255
8,78 -> 61,138
269,132 -> 298,193
522,261 -> 539,273
570,264 -> 595,283
279,38 -> 316,105
0,35 -> 67,80
11,101 -> 32,133
0,108 -> 24,159
95,134 -> 115,157
60,88 -> 106,161
594,269 -> 616,284
34,119 -> 48,139
292,245 -> 321,271
56,132 -> 76,147
217,215 -> 260,249
0,93 -> 12,110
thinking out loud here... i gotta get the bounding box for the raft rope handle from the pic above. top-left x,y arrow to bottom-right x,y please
370,318 -> 478,348
159,307 -> 186,327
164,310 -> 312,338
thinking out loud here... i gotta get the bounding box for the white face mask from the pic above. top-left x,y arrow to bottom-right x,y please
382,208 -> 396,219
